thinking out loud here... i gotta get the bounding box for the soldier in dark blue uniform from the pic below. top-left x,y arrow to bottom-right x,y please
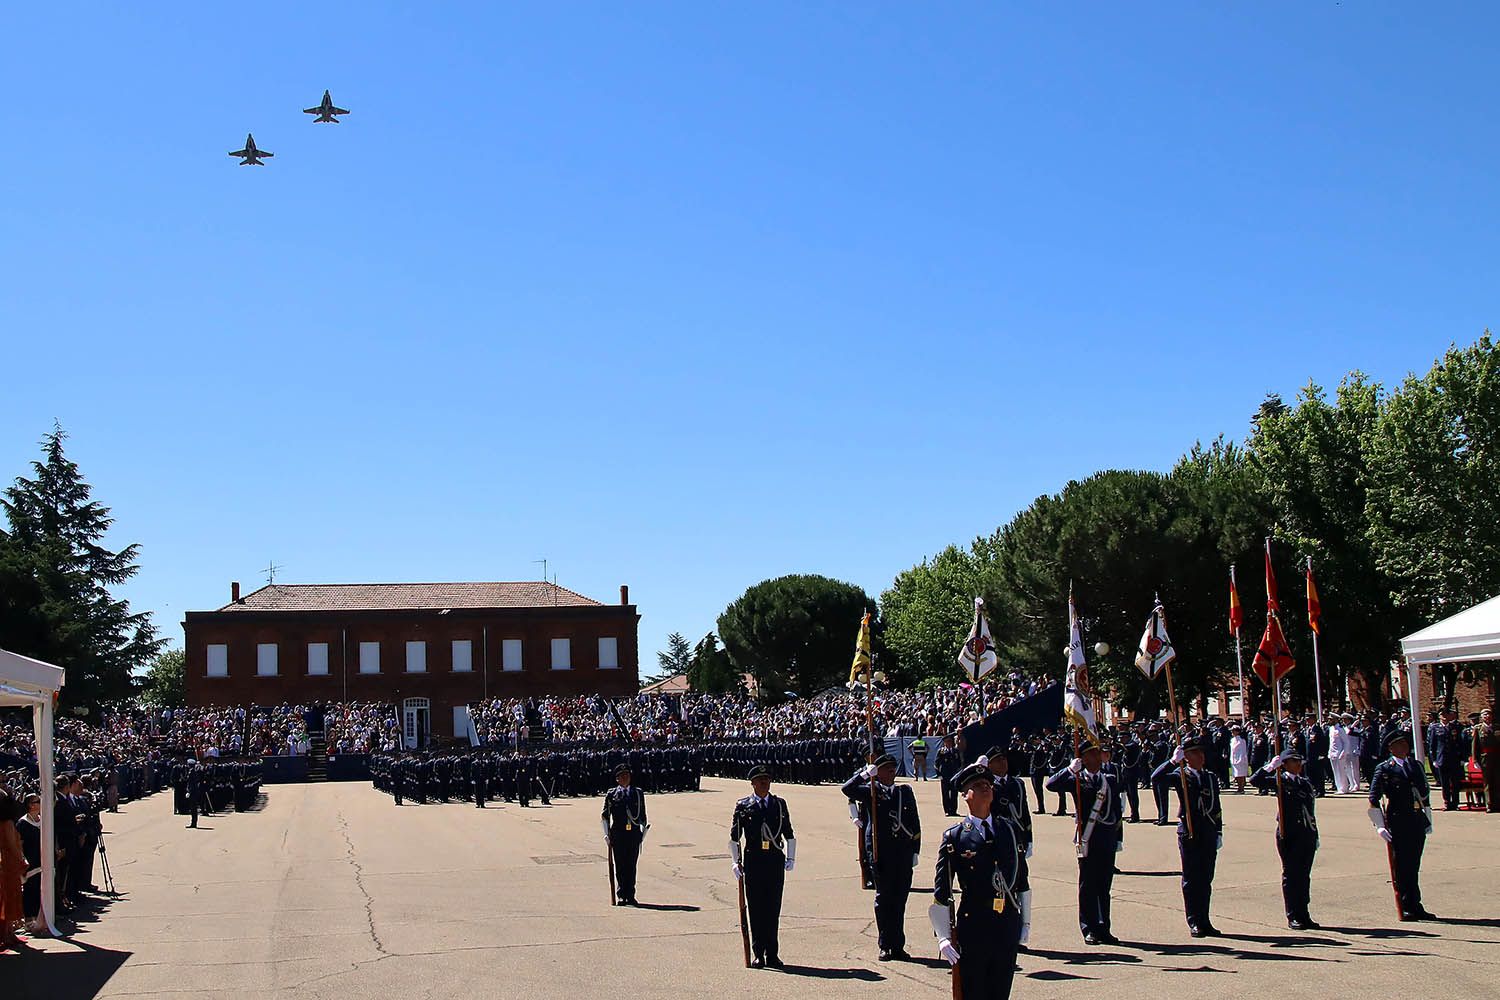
1430,708 -> 1467,811
602,763 -> 648,906
842,753 -> 921,961
1047,742 -> 1123,944
730,764 -> 796,969
1118,732 -> 1144,822
1152,736 -> 1224,937
935,737 -> 962,816
1367,729 -> 1435,920
1249,750 -> 1320,928
928,762 -> 1022,1000
982,745 -> 1035,947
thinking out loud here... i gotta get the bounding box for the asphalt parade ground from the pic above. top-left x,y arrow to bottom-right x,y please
6,775 -> 1497,999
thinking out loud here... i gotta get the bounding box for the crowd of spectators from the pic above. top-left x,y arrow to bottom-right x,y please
323,702 -> 402,754
469,672 -> 1047,748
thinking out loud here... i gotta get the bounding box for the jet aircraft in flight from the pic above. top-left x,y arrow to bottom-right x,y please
303,90 -> 350,123
229,133 -> 273,165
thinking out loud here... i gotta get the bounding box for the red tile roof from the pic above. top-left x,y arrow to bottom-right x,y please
215,582 -> 605,613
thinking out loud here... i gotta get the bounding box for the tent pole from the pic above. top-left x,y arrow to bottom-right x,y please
35,696 -> 60,936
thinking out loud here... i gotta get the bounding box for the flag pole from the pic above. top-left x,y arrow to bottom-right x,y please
1308,556 -> 1324,721
1271,658 -> 1286,840
1165,658 -> 1194,839
1231,564 -> 1247,721
865,650 -> 879,867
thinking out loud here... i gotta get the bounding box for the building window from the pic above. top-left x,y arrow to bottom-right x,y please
406,640 -> 427,673
452,639 -> 472,673
308,642 -> 329,676
360,641 -> 381,674
257,643 -> 278,676
207,644 -> 228,678
551,638 -> 571,670
598,637 -> 619,669
502,638 -> 523,672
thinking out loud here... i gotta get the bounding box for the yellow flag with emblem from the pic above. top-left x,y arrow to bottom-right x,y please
849,612 -> 872,684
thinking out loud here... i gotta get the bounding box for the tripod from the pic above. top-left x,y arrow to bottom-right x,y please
97,830 -> 118,896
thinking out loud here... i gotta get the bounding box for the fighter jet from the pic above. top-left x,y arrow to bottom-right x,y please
303,90 -> 350,123
229,133 -> 273,165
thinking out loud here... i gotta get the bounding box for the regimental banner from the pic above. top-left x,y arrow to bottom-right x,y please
1134,598 -> 1176,679
957,597 -> 1000,682
1063,588 -> 1099,745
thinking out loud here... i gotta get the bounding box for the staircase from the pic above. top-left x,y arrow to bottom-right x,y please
306,731 -> 328,782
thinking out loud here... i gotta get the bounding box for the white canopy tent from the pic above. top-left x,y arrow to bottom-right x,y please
1399,593 -> 1500,765
0,647 -> 65,936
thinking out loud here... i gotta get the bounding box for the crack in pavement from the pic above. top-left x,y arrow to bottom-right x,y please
336,809 -> 390,958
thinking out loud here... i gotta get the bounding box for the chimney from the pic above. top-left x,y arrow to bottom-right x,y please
231,581 -> 241,603
620,585 -> 629,606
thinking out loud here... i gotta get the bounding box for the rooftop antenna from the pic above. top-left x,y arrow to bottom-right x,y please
263,560 -> 282,585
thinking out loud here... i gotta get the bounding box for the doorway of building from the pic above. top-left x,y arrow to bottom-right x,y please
403,697 -> 431,749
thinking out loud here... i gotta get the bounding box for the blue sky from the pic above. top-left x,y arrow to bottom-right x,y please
3,3 -> 1495,669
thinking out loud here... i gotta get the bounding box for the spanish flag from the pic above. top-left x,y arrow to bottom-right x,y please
1264,538 -> 1280,612
1228,564 -> 1244,636
1251,612 -> 1296,686
1306,557 -> 1322,635
849,611 -> 872,685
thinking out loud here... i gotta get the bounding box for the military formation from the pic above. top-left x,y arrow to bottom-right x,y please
342,702 -> 1478,1000
170,758 -> 263,827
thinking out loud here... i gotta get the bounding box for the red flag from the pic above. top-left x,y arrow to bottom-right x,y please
1251,613 -> 1296,686
1264,538 -> 1280,612
1306,558 -> 1321,636
1228,565 -> 1244,635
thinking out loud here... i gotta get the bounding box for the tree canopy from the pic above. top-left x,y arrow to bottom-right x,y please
717,574 -> 880,700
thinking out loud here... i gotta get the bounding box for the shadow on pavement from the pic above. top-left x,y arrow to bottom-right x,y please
630,902 -> 701,912
1116,870 -> 1182,877
775,964 -> 884,981
1317,924 -> 1437,939
1126,939 -> 1342,963
7,939 -> 131,1000
1024,946 -> 1142,966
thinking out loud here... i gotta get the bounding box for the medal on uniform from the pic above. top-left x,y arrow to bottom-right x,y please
992,867 -> 1007,912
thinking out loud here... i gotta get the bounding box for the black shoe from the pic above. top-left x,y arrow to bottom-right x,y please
1188,925 -> 1206,938
1400,911 -> 1420,922
1288,919 -> 1308,931
1154,819 -> 1170,826
1301,917 -> 1321,929
1097,932 -> 1120,945
765,955 -> 784,969
1200,924 -> 1222,937
1083,932 -> 1102,945
1413,909 -> 1437,921
750,956 -> 765,969
1127,817 -> 1140,824
893,948 -> 911,961
878,950 -> 894,962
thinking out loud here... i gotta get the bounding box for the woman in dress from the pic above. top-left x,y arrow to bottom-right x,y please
1229,726 -> 1251,793
0,786 -> 26,949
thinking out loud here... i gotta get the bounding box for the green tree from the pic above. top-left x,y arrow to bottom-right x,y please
1248,375 -> 1407,710
716,574 -> 879,700
879,545 -> 983,685
645,631 -> 692,684
1365,334 -> 1500,697
685,632 -> 740,694
0,427 -> 163,714
139,648 -> 186,707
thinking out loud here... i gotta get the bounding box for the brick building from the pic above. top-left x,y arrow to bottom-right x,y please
182,581 -> 639,744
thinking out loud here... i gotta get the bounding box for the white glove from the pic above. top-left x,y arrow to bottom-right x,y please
784,858 -> 795,872
1025,844 -> 1034,859
862,763 -> 878,778
1216,835 -> 1223,850
911,853 -> 919,869
849,801 -> 861,825
1378,828 -> 1393,844
1068,758 -> 1083,775
640,825 -> 648,844
1116,841 -> 1124,853
1267,754 -> 1283,770
1422,806 -> 1433,833
1172,747 -> 1186,765
975,755 -> 989,769
601,818 -> 611,842
939,940 -> 960,966
732,863 -> 744,880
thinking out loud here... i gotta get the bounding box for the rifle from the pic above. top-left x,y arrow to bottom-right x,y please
737,871 -> 752,968
949,901 -> 962,1000
1384,840 -> 1403,918
606,835 -> 617,906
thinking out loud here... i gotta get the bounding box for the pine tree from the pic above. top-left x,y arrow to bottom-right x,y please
1,426 -> 163,713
